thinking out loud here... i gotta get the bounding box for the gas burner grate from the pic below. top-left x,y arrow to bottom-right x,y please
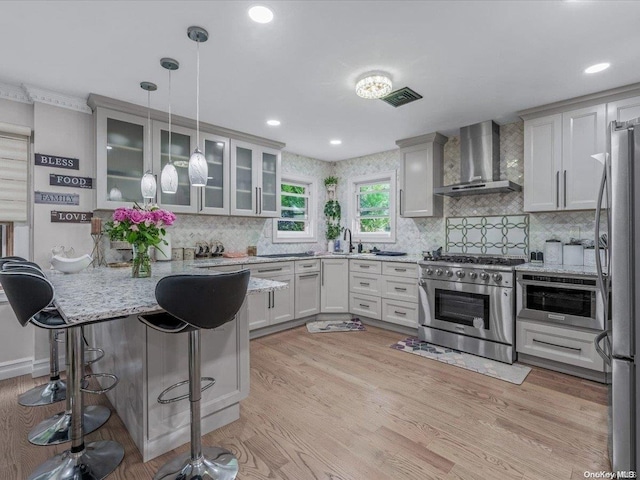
424,254 -> 526,267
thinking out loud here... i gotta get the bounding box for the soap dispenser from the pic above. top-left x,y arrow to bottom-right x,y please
357,241 -> 363,253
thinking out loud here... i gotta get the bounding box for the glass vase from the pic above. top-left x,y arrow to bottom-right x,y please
132,244 -> 151,278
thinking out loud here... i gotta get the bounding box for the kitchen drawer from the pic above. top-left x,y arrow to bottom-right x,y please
250,261 -> 294,277
295,258 -> 320,273
350,259 -> 381,275
382,262 -> 418,279
203,264 -> 247,273
349,292 -> 381,320
516,319 -> 605,372
381,277 -> 418,302
349,272 -> 382,296
382,299 -> 419,328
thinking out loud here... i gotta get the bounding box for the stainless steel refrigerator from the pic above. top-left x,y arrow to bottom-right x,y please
595,117 -> 640,473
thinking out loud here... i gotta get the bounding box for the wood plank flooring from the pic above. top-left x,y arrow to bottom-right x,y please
0,325 -> 609,479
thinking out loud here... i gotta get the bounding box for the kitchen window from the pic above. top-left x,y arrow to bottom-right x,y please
350,171 -> 396,243
273,174 -> 317,243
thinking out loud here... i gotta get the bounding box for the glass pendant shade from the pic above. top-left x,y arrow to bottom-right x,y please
109,186 -> 123,201
161,162 -> 178,194
188,148 -> 208,187
141,171 -> 157,199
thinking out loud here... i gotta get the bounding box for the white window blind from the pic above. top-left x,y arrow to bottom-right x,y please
0,129 -> 29,222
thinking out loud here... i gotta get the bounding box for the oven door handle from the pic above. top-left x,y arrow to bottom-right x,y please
519,280 -> 598,292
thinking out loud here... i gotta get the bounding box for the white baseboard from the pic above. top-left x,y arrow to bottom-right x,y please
31,353 -> 66,379
0,357 -> 34,381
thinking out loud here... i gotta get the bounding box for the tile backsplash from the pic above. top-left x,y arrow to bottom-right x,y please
98,120 -> 601,259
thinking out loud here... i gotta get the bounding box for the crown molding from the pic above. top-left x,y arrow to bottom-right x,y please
0,81 -> 31,104
22,84 -> 92,114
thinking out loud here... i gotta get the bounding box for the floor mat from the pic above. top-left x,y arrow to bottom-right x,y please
390,337 -> 531,385
306,318 -> 365,333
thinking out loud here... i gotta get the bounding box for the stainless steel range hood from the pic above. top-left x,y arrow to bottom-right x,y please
434,120 -> 521,196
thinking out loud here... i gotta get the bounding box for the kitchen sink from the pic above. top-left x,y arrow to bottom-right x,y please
257,253 -> 315,258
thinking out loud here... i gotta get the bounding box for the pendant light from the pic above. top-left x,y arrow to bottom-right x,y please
187,26 -> 209,187
140,81 -> 158,201
160,58 -> 179,194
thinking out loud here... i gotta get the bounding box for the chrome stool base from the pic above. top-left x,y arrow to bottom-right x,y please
154,447 -> 239,480
28,439 -> 124,480
18,378 -> 67,407
28,405 -> 110,446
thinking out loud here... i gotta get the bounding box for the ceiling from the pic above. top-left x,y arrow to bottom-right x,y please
1,1 -> 639,161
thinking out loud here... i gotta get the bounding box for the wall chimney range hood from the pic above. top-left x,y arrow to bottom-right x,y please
434,120 -> 522,196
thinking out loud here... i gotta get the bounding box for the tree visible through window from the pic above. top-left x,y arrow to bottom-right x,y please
274,176 -> 316,242
351,172 -> 396,242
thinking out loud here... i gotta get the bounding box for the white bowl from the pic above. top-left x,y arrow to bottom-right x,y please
50,254 -> 92,273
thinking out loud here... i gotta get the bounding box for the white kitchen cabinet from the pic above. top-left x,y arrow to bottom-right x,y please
382,298 -> 419,328
396,133 -> 447,218
247,292 -> 269,330
350,292 -> 381,320
607,95 -> 640,124
230,139 -> 281,217
152,121 -> 230,215
295,271 -> 320,318
320,259 -> 349,313
269,274 -> 295,324
249,262 -> 295,329
96,108 -> 150,209
523,105 -> 605,212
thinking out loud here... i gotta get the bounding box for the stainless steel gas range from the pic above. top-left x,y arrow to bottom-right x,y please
418,254 -> 526,364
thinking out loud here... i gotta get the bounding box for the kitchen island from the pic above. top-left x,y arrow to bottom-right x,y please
48,262 -> 287,462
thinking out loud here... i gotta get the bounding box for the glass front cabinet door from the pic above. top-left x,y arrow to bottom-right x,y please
96,108 -> 151,209
199,132 -> 230,215
230,139 -> 281,217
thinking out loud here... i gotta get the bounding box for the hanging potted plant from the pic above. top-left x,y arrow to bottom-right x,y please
324,176 -> 338,200
324,199 -> 342,252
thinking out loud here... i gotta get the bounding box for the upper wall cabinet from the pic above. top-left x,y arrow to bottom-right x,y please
152,121 -> 230,215
96,108 -> 150,209
230,139 -> 281,217
396,132 -> 447,218
607,95 -> 640,124
523,104 -> 605,212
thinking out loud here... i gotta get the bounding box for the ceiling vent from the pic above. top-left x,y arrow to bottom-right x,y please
380,87 -> 423,107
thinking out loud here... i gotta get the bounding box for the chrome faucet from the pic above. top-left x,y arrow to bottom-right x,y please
343,228 -> 354,252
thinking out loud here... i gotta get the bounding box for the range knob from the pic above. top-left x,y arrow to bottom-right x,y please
435,268 -> 443,276
479,272 -> 489,281
492,273 -> 503,282
456,270 -> 465,278
425,268 -> 433,275
445,270 -> 453,277
469,272 -> 478,279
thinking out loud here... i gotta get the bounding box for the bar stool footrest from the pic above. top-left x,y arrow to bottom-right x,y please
157,376 -> 216,404
80,373 -> 119,394
84,347 -> 105,366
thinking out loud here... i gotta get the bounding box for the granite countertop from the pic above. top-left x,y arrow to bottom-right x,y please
188,252 -> 424,268
47,260 -> 288,324
515,262 -> 599,277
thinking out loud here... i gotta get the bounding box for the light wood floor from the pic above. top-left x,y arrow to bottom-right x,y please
0,325 -> 609,480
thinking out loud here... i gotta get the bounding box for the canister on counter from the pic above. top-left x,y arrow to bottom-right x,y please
563,244 -> 583,266
247,245 -> 257,256
183,247 -> 195,261
171,247 -> 184,261
543,239 -> 563,265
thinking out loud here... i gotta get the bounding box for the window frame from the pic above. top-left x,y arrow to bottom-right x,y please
349,171 -> 397,243
272,173 -> 317,243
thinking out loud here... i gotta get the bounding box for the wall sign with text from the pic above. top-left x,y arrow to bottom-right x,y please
35,153 -> 79,170
35,191 -> 80,206
50,211 -> 93,223
49,173 -> 93,189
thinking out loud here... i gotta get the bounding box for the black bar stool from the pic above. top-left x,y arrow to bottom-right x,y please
0,266 -> 124,480
139,270 -> 250,480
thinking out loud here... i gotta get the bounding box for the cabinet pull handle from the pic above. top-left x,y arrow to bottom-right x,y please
359,303 -> 370,308
321,262 -> 324,286
394,268 -> 407,272
532,338 -> 581,352
267,291 -> 271,309
255,187 -> 259,214
259,187 -> 262,214
258,267 -> 283,273
556,171 -> 559,208
360,282 -> 370,286
298,273 -> 318,279
271,291 -> 274,309
399,188 -> 404,216
360,265 -> 370,269
394,310 -> 407,316
394,287 -> 407,291
302,264 -> 312,268
563,170 -> 567,208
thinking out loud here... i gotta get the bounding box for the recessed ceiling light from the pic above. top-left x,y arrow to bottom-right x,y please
266,119 -> 281,126
330,140 -> 342,145
585,62 -> 610,74
248,6 -> 274,24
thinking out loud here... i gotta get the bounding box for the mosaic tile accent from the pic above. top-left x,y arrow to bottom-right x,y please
390,337 -> 532,385
446,214 -> 529,255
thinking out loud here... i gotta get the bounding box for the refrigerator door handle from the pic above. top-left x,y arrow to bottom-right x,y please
594,330 -> 611,365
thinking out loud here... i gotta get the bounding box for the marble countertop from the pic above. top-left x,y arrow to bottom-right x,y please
188,252 -> 423,268
48,260 -> 288,324
515,262 -> 599,277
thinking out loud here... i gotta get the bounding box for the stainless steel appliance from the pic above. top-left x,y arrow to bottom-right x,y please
594,117 -> 640,473
517,272 -> 605,331
418,254 -> 525,364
